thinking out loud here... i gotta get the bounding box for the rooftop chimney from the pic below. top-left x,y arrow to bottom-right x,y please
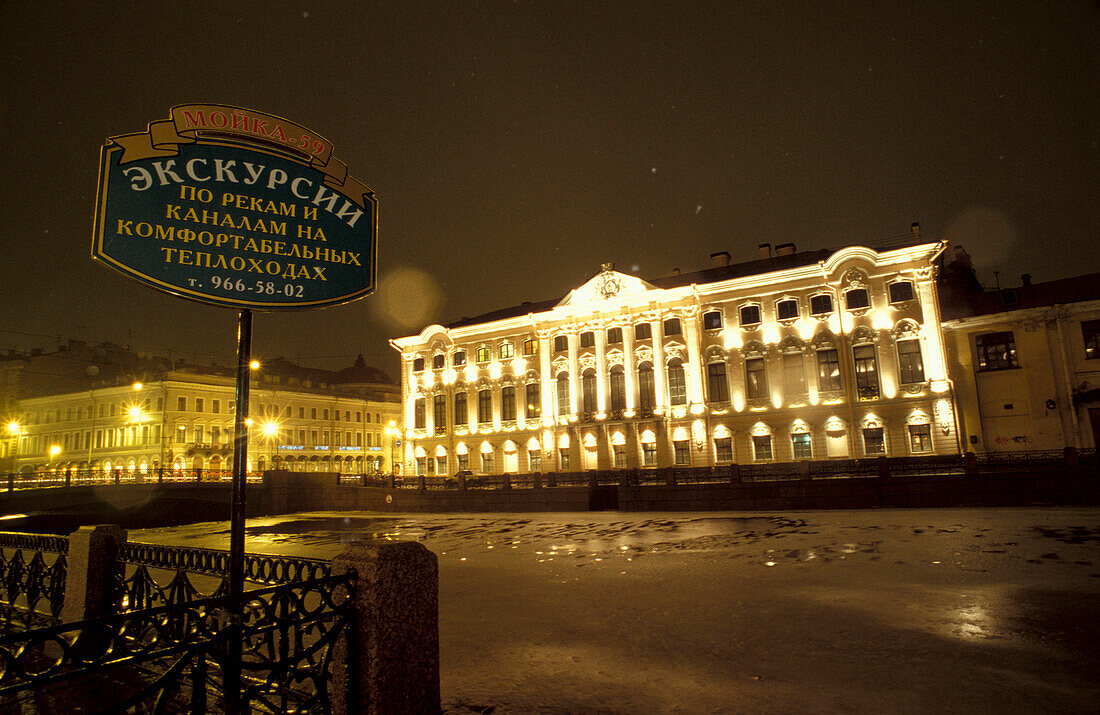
775,242 -> 796,256
911,222 -> 921,241
758,243 -> 772,259
710,251 -> 731,268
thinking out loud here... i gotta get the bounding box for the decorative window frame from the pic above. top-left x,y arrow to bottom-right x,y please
849,326 -> 877,346
778,335 -> 806,355
606,348 -> 625,368
634,344 -> 654,367
774,296 -> 800,324
890,319 -> 921,341
741,339 -> 768,359
475,345 -> 491,363
810,330 -> 836,351
887,279 -> 917,305
809,292 -> 835,318
499,342 -> 515,360
738,301 -> 763,330
702,308 -> 724,331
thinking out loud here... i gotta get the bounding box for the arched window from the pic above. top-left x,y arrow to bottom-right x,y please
609,365 -> 626,413
581,369 -> 597,415
556,372 -> 570,416
667,359 -> 686,406
637,362 -> 655,411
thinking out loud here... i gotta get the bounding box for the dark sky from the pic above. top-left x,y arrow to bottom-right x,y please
1,1 -> 1097,376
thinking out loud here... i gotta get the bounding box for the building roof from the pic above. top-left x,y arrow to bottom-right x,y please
940,272 -> 1100,321
444,245 -> 865,329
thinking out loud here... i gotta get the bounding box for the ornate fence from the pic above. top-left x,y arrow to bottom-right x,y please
0,573 -> 356,712
0,532 -> 441,713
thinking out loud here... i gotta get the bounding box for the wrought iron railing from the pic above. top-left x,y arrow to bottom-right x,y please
0,532 -> 67,629
0,572 -> 356,713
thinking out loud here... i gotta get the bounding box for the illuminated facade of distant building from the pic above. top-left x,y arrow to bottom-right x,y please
391,239 -> 959,476
1,345 -> 400,475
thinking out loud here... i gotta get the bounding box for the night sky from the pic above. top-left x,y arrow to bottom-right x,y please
1,1 -> 1096,376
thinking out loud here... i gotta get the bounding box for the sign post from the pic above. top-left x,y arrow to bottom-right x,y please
93,105 -> 376,711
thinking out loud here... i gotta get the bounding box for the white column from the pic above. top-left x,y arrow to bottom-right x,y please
652,318 -> 667,410
595,326 -> 608,414
623,323 -> 636,413
916,278 -> 948,383
684,312 -> 705,408
567,332 -> 580,415
539,334 -> 553,423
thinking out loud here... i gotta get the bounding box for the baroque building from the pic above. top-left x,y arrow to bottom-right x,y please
1,344 -> 400,476
391,236 -> 960,476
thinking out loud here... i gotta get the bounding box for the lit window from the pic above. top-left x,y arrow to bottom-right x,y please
897,339 -> 925,384
667,359 -> 687,406
457,453 -> 469,471
432,354 -> 445,370
673,440 -> 690,465
1085,320 -> 1100,360
816,349 -> 842,392
853,345 -> 880,400
433,395 -> 446,435
609,365 -> 626,413
499,343 -> 514,359
476,347 -> 491,363
810,294 -> 834,316
607,327 -> 623,344
414,399 -> 425,430
436,455 -> 448,475
664,318 -> 682,335
477,390 -> 492,424
637,363 -> 655,411
454,393 -> 467,425
634,323 -> 652,340
529,450 -> 541,472
559,449 -> 570,470
642,442 -> 657,466
481,452 -> 495,473
889,281 -> 915,303
975,332 -> 1018,371
908,424 -> 932,453
703,311 -> 722,330
715,437 -> 733,462
523,339 -> 538,356
453,351 -> 466,366
845,289 -> 870,310
752,435 -> 773,461
740,305 -> 761,326
526,383 -> 540,418
863,427 -> 886,455
783,353 -> 806,395
745,358 -> 768,399
707,362 -> 729,403
613,445 -> 627,468
792,433 -> 812,460
412,357 -> 425,372
776,300 -> 799,321
581,370 -> 597,414
501,387 -> 516,421
556,373 -> 570,415
554,335 -> 569,353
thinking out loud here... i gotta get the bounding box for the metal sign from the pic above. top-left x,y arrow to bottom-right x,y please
93,104 -> 376,310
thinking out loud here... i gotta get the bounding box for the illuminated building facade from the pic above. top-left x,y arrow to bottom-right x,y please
940,258 -> 1100,452
2,346 -> 400,475
391,238 -> 959,476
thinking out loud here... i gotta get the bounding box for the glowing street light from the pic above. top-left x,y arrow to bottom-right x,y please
384,420 -> 400,476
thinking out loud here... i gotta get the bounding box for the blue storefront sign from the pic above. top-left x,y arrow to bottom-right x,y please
93,105 -> 376,310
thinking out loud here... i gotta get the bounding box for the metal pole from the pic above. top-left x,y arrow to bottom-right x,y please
225,308 -> 252,712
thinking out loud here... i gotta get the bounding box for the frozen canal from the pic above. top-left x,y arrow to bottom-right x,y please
134,508 -> 1100,714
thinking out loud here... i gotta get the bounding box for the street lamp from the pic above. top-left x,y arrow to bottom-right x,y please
6,421 -> 22,475
261,419 -> 281,470
385,421 -> 400,476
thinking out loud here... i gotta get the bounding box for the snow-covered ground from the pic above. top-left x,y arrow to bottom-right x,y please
134,508 -> 1100,714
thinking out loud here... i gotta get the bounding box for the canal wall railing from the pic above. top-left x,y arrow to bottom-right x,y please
0,528 -> 440,713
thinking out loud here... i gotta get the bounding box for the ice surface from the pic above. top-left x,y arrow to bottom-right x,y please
134,508 -> 1100,714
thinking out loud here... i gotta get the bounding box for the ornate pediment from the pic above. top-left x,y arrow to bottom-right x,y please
557,264 -> 658,307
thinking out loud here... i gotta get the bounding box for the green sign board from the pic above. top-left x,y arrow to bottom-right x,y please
93,105 -> 376,310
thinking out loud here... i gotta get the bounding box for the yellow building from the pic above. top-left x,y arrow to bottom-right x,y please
391,237 -> 959,476
940,258 -> 1100,453
2,348 -> 400,476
